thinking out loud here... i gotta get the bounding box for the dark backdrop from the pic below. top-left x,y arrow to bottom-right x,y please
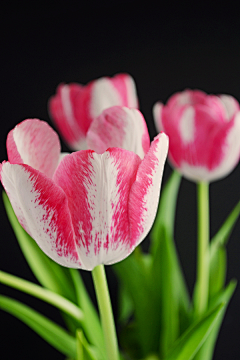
1,2 -> 240,359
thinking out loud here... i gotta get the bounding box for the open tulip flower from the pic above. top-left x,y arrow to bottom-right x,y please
49,73 -> 138,151
153,89 -> 240,182
0,118 -> 168,271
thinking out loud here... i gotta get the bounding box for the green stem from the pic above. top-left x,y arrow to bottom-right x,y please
195,181 -> 210,316
92,264 -> 119,360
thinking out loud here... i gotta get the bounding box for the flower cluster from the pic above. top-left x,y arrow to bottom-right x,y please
1,74 -> 240,360
0,74 -> 168,270
1,75 -> 240,271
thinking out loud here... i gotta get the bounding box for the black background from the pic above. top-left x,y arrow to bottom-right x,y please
1,1 -> 240,359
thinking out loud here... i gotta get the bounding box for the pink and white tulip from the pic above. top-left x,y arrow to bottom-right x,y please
48,73 -> 138,150
1,119 -> 168,270
87,106 -> 150,159
153,89 -> 240,182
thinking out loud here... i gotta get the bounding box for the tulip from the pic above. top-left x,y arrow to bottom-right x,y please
0,119 -> 168,270
48,73 -> 138,150
153,89 -> 240,182
87,106 -> 150,159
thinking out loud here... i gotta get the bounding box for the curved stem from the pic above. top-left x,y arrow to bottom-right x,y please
195,181 -> 210,316
92,264 -> 119,360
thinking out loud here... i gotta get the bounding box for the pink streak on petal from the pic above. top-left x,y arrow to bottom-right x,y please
107,148 -> 141,250
1,162 -> 80,267
49,83 -> 93,149
53,149 -> 141,269
7,119 -> 61,178
203,96 -> 227,122
86,106 -> 127,154
53,150 -> 95,257
128,133 -> 169,247
6,132 -> 23,163
111,73 -> 139,108
161,103 -> 236,172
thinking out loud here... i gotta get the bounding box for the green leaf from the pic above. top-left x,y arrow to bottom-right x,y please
150,171 -> 190,318
150,171 -> 191,357
116,252 -> 148,329
114,252 -> 158,357
141,355 -> 159,360
70,269 -> 106,359
193,280 -> 236,360
151,170 -> 182,251
209,245 -> 227,298
2,191 -> 77,303
76,329 -> 100,360
164,303 -> 225,360
210,199 -> 240,250
118,282 -> 134,324
151,227 -> 180,358
209,199 -> 240,298
0,295 -> 76,358
0,270 -> 83,323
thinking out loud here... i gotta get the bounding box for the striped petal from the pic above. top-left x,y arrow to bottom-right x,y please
90,73 -> 138,119
48,83 -> 91,150
49,74 -> 139,151
218,94 -> 240,120
1,162 -> 80,267
128,132 -> 169,247
180,111 -> 240,181
6,119 -> 61,178
53,149 -> 142,270
86,106 -> 150,158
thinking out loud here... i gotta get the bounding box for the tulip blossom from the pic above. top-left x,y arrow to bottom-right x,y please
87,106 -> 150,159
153,89 -> 240,182
49,73 -> 138,150
0,119 -> 168,270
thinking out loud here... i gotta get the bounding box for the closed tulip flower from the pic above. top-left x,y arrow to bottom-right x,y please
48,73 -> 138,151
153,89 -> 240,182
0,118 -> 168,270
86,105 -> 150,159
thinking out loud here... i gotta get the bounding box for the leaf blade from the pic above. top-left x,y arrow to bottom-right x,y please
164,303 -> 225,360
0,270 -> 83,323
193,280 -> 236,360
0,295 -> 77,358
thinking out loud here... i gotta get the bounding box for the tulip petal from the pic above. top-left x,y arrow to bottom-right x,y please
1,162 -> 80,267
153,102 -> 163,132
180,112 -> 240,181
128,132 -> 169,247
218,95 -> 240,120
87,106 -> 150,159
53,149 -> 142,270
49,83 -> 91,150
110,73 -> 139,108
90,74 -> 138,119
6,119 -> 61,179
167,89 -> 207,109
